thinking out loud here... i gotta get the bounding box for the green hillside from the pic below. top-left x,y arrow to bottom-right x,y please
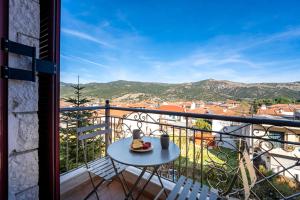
60,79 -> 300,102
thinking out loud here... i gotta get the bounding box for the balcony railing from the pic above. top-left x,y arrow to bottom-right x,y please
60,101 -> 300,199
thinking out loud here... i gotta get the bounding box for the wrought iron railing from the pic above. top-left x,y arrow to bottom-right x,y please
60,100 -> 300,199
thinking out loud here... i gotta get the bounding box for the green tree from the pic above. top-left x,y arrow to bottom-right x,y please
60,76 -> 95,172
251,97 -> 297,114
194,119 -> 212,131
62,76 -> 92,126
251,99 -> 259,114
274,96 -> 294,104
239,101 -> 250,115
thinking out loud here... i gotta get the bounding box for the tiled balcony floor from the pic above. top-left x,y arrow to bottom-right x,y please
61,177 -> 152,200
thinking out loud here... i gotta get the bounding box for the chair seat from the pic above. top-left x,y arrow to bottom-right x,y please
87,156 -> 127,180
167,176 -> 218,200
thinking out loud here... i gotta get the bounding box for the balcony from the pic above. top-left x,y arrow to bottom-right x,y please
59,102 -> 300,200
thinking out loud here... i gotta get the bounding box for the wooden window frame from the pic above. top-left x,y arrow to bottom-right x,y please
0,0 -> 8,199
38,0 -> 60,199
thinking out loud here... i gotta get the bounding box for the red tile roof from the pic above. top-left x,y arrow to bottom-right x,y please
187,105 -> 250,116
157,105 -> 185,112
257,104 -> 300,116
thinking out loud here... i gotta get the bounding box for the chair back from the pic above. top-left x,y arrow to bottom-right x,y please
77,123 -> 111,168
223,143 -> 257,200
239,148 -> 257,200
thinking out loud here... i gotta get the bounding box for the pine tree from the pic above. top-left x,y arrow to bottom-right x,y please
60,76 -> 94,172
62,76 -> 92,127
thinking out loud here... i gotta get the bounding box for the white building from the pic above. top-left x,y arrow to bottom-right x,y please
212,120 -> 249,149
252,122 -> 300,182
212,116 -> 300,182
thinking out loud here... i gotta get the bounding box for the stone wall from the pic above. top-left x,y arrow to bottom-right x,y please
8,0 -> 40,199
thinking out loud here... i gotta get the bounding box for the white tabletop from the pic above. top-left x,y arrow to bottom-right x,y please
107,137 -> 180,167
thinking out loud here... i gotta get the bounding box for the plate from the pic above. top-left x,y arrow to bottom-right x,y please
130,146 -> 153,152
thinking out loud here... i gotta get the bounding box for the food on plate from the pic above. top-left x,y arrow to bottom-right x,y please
131,139 -> 151,150
132,139 -> 143,149
142,142 -> 151,149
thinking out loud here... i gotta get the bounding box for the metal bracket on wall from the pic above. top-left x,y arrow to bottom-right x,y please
1,38 -> 56,82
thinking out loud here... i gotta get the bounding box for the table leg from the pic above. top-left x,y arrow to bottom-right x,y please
154,168 -> 168,197
135,166 -> 159,200
120,171 -> 130,193
125,167 -> 148,200
110,161 -> 168,199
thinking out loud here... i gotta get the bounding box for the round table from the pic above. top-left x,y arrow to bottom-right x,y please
107,136 -> 180,200
107,136 -> 180,167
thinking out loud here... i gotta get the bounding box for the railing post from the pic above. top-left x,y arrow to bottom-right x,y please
105,99 -> 111,155
76,110 -> 79,167
200,131 -> 204,187
185,117 -> 188,177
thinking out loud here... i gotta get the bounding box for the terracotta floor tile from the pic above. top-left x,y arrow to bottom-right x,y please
61,179 -> 152,200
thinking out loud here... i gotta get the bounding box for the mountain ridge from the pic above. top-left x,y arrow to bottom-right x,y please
60,79 -> 300,86
60,79 -> 300,102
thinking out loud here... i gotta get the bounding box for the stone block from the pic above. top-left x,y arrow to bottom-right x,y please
8,0 -> 40,113
8,0 -> 41,199
15,185 -> 39,200
8,113 -> 38,153
8,150 -> 39,197
9,0 -> 40,40
8,79 -> 38,112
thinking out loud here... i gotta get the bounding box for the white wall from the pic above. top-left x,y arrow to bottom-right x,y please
212,120 -> 250,150
252,125 -> 300,181
269,156 -> 300,181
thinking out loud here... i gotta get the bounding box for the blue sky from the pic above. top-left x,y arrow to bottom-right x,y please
61,0 -> 300,83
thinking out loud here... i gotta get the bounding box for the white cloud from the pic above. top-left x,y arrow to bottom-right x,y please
61,9 -> 300,84
61,54 -> 108,69
236,28 -> 300,51
61,28 -> 114,48
116,10 -> 138,33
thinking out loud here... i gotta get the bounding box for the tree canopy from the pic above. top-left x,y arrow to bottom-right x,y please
194,119 -> 212,131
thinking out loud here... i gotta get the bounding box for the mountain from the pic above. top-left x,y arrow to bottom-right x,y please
60,79 -> 300,102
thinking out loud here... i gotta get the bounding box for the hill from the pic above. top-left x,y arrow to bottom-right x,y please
60,79 -> 300,102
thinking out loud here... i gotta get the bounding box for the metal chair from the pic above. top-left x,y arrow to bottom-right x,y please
240,148 -> 257,199
159,146 -> 257,200
77,123 -> 127,200
162,176 -> 218,200
224,148 -> 257,200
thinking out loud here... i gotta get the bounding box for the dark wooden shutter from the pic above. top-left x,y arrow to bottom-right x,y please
0,0 -> 8,199
38,0 -> 60,199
